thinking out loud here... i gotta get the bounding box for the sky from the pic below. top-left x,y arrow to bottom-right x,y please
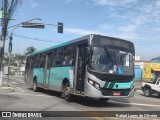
1,0 -> 160,60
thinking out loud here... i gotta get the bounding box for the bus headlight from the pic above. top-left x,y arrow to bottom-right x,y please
88,79 -> 100,90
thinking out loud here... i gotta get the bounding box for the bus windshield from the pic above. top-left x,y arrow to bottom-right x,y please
88,47 -> 134,75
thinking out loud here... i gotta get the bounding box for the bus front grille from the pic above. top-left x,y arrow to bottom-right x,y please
100,88 -> 130,96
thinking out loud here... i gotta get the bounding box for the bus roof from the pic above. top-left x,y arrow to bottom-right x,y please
29,34 -> 91,56
29,34 -> 134,56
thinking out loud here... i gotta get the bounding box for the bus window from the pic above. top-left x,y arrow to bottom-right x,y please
63,45 -> 74,66
34,54 -> 40,68
40,54 -> 45,68
53,48 -> 63,66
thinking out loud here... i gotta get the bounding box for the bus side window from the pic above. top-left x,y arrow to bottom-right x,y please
63,45 -> 74,66
51,50 -> 55,66
40,54 -> 45,68
34,55 -> 37,68
47,52 -> 52,68
31,57 -> 35,69
54,48 -> 63,66
35,54 -> 40,68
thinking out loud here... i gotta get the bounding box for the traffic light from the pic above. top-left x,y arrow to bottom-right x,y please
22,22 -> 45,29
8,36 -> 12,52
58,22 -> 63,33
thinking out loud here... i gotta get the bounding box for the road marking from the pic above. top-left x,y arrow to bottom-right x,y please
20,82 -> 25,84
110,100 -> 160,107
15,87 -> 24,92
11,82 -> 17,84
3,92 -> 53,97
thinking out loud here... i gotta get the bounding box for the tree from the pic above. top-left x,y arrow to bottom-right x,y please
24,46 -> 37,57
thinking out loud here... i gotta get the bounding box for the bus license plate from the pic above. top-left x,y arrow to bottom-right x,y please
113,92 -> 121,96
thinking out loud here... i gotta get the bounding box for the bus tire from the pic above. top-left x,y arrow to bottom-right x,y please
144,88 -> 151,97
64,82 -> 72,102
33,79 -> 38,92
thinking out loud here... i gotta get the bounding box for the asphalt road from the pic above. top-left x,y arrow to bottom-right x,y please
0,75 -> 160,120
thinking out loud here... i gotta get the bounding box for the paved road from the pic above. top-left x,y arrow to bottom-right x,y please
0,76 -> 160,120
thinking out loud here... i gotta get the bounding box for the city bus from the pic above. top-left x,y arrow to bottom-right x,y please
25,34 -> 135,102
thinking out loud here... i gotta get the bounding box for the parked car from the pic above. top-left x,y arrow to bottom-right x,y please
141,78 -> 160,97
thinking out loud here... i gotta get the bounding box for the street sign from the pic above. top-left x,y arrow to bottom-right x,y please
22,22 -> 45,29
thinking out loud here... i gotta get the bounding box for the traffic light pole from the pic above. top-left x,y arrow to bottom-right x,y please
7,26 -> 20,86
6,21 -> 63,86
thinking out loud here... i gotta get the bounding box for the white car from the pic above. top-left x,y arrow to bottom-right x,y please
141,78 -> 160,97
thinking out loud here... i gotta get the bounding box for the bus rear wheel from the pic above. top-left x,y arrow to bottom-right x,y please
33,79 -> 38,92
64,82 -> 72,102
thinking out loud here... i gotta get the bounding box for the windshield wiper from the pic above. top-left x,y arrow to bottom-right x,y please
104,46 -> 113,62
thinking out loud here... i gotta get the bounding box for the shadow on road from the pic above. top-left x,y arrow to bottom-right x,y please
139,92 -> 160,99
71,96 -> 131,108
27,87 -> 131,108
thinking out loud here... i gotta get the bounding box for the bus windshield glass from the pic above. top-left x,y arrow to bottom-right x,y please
88,47 -> 134,75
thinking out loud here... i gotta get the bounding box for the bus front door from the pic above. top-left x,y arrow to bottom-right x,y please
75,44 -> 87,94
43,53 -> 51,89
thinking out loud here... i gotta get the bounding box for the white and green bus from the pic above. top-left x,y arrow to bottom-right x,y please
25,34 -> 135,102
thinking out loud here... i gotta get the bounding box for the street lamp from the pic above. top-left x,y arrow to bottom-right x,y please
7,18 -> 42,29
7,18 -> 42,86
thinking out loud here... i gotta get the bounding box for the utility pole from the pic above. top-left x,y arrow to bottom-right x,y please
0,0 -> 22,86
0,0 -> 8,86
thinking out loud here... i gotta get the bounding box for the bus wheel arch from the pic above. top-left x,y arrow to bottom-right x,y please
61,78 -> 72,102
33,76 -> 38,92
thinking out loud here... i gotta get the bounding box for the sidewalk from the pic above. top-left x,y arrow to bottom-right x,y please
0,76 -> 14,94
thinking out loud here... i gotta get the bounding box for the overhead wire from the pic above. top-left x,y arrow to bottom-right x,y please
12,33 -> 64,43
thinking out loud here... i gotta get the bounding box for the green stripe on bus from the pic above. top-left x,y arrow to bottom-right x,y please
30,42 -> 70,56
103,82 -> 109,88
108,82 -> 115,89
103,81 -> 133,89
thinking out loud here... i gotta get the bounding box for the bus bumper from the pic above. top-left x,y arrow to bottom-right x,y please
84,82 -> 135,98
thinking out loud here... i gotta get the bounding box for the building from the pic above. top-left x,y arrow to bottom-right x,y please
151,57 -> 160,63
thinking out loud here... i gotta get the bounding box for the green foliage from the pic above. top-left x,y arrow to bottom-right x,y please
24,46 -> 37,57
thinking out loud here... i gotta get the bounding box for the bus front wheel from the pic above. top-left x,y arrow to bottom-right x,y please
64,82 -> 72,102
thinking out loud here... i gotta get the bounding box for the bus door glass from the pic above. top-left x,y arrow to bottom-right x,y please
43,52 -> 52,88
76,44 -> 87,94
26,57 -> 34,85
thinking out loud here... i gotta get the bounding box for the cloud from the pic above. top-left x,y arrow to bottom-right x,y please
30,0 -> 40,8
115,16 -> 146,40
65,27 -> 106,35
98,24 -> 113,30
92,0 -> 137,6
